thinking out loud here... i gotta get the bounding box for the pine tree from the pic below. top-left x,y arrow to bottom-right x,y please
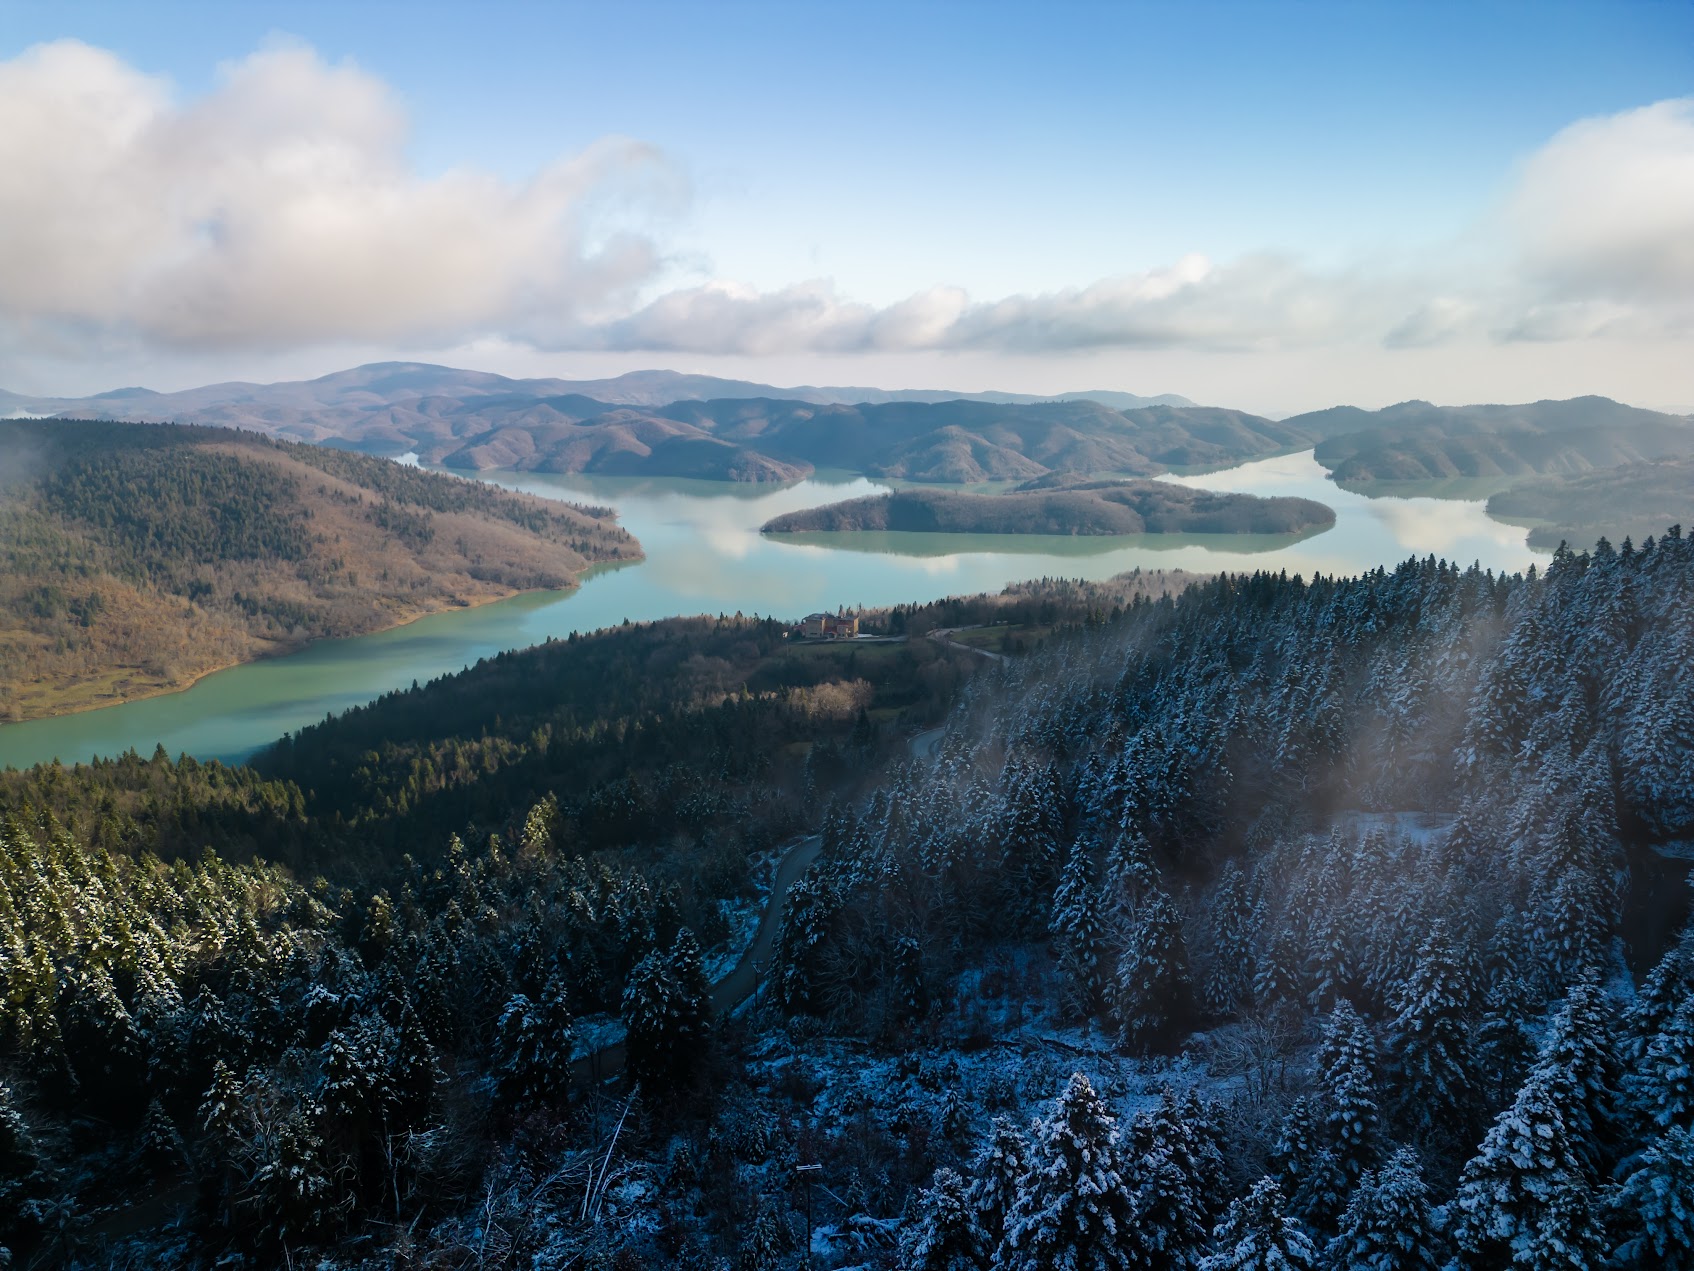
1199,1177 -> 1318,1271
1274,1095 -> 1346,1232
901,1167 -> 986,1271
737,1199 -> 784,1271
1612,1125 -> 1694,1270
1322,1147 -> 1439,1271
1317,1000 -> 1381,1188
1534,977 -> 1617,1176
1051,839 -> 1105,1016
251,1106 -> 340,1248
1124,1088 -> 1218,1270
969,1116 -> 1029,1253
493,993 -> 545,1109
1449,1065 -> 1596,1269
0,1080 -> 51,1253
1635,993 -> 1694,1133
1109,889 -> 1192,1052
1387,923 -> 1480,1149
1001,1073 -> 1137,1271
623,928 -> 712,1089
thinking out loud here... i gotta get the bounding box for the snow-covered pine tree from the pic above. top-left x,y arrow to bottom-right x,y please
1533,976 -> 1617,1177
1322,1146 -> 1440,1271
1317,999 -> 1381,1189
1624,926 -> 1693,1068
1201,862 -> 1257,1017
1109,889 -> 1192,1052
0,1080 -> 51,1253
492,993 -> 544,1108
1477,913 -> 1538,1109
1199,1177 -> 1319,1271
1274,1098 -> 1345,1231
969,1115 -> 1029,1253
622,927 -> 712,1088
1000,1072 -> 1137,1271
1611,1125 -> 1694,1270
1123,1088 -> 1219,1269
1051,838 -> 1106,1017
1449,1063 -> 1598,1269
901,1167 -> 986,1271
1634,992 -> 1694,1133
1387,922 -> 1481,1150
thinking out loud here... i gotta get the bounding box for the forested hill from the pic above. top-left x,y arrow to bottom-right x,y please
0,419 -> 639,722
1304,395 -> 1694,484
760,480 -> 1336,537
2,533 -> 1693,1267
1486,456 -> 1694,550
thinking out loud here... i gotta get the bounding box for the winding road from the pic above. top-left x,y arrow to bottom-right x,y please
569,833 -> 823,1084
572,718 -> 950,1084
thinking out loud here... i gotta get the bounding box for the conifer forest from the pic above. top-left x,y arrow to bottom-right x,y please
2,526 -> 1693,1268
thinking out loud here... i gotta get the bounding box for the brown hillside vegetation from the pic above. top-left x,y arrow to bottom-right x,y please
0,420 -> 639,723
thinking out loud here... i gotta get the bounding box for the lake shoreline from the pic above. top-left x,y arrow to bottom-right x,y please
0,568 -> 622,733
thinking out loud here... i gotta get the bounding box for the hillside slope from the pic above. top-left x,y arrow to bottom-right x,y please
1485,456 -> 1694,549
0,420 -> 639,722
1304,396 -> 1694,484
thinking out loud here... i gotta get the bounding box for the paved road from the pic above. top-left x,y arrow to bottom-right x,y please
929,625 -> 1009,664
570,833 -> 822,1085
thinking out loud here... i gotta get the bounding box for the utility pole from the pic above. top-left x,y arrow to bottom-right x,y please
795,1162 -> 821,1267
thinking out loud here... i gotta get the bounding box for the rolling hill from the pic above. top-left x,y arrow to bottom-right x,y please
1485,457 -> 1694,550
1303,396 -> 1694,485
0,419 -> 639,722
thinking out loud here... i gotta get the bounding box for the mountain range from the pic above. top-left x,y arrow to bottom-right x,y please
6,365 -> 1690,495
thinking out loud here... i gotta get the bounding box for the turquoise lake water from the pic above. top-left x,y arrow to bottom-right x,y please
0,451 -> 1538,770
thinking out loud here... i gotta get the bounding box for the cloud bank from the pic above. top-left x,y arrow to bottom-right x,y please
0,39 -> 672,353
0,38 -> 1689,366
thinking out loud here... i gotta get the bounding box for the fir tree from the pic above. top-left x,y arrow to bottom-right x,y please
901,1167 -> 986,1271
1001,1073 -> 1137,1271
1387,923 -> 1480,1150
1612,1125 -> 1694,1270
1200,1177 -> 1318,1271
1124,1088 -> 1220,1269
0,1081 -> 51,1253
1635,993 -> 1694,1132
969,1116 -> 1029,1253
1322,1147 -> 1440,1271
1109,889 -> 1192,1052
1317,999 -> 1381,1188
623,927 -> 712,1089
1051,839 -> 1105,1015
1450,1065 -> 1596,1269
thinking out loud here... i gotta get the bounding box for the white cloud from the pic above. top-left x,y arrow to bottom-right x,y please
0,39 -> 675,352
0,38 -> 1688,376
1505,98 -> 1694,304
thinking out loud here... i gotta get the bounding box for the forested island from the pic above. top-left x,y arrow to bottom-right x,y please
2,531 -> 1692,1268
760,479 -> 1336,537
0,420 -> 639,723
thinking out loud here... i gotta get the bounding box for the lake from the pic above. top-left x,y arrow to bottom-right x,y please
0,450 -> 1538,770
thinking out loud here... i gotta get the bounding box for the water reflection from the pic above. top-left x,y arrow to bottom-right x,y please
0,452 -> 1541,769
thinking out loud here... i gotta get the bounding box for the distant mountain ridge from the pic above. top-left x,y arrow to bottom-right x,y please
0,361 -> 1193,437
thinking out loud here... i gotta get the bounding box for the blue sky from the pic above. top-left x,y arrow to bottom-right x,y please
1,1 -> 1690,410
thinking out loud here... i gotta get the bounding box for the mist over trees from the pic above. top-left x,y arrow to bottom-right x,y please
1,528 -> 1691,1266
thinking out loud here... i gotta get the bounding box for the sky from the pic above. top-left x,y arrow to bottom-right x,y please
0,0 -> 1690,414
